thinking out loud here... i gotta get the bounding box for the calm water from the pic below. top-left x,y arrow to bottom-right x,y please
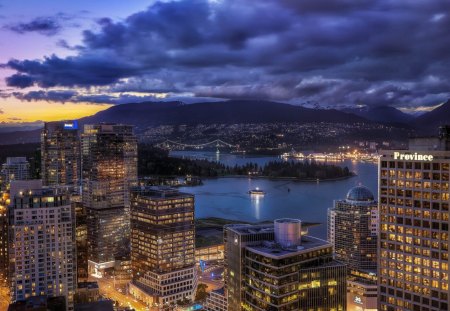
171,151 -> 378,239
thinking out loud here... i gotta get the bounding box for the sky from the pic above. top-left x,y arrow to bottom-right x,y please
1,0 -> 450,124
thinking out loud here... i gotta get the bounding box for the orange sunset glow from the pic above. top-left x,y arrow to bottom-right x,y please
0,98 -> 111,123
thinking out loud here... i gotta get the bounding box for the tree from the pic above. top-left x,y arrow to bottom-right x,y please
195,283 -> 209,301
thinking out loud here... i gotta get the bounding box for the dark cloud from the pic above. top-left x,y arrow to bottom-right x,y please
11,90 -> 164,105
12,90 -> 77,103
4,0 -> 450,110
5,74 -> 36,88
5,16 -> 63,36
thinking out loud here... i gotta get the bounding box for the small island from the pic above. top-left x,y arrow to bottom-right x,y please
139,145 -> 355,181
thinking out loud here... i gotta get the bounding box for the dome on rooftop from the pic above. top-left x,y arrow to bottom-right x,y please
346,185 -> 374,202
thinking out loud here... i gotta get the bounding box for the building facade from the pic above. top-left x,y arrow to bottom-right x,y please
73,195 -> 88,281
81,124 -> 137,275
328,185 -> 378,271
1,157 -> 30,190
129,188 -> 197,309
204,287 -> 227,311
328,186 -> 378,311
8,182 -> 76,310
0,192 -> 9,288
41,121 -> 80,187
225,219 -> 347,311
378,126 -> 450,311
347,270 -> 378,311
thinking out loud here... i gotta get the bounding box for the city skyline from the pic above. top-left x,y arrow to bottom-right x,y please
1,0 -> 450,124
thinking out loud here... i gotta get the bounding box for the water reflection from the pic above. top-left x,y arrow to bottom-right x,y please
251,195 -> 261,220
174,151 -> 378,239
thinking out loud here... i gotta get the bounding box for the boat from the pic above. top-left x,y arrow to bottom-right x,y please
248,187 -> 265,196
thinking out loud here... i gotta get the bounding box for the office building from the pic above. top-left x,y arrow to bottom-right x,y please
74,281 -> 100,304
81,124 -> 137,275
225,219 -> 347,311
73,195 -> 88,281
204,287 -> 227,311
129,187 -> 197,309
328,185 -> 378,270
41,121 -> 80,187
0,192 -> 9,286
9,181 -> 76,310
379,126 -> 450,311
8,296 -> 66,311
328,185 -> 378,311
347,270 -> 378,311
1,157 -> 30,190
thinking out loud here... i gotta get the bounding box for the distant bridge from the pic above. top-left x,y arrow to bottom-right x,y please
156,139 -> 238,150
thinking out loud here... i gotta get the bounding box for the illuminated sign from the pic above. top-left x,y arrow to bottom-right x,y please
64,120 -> 78,130
354,296 -> 363,304
393,152 -> 433,161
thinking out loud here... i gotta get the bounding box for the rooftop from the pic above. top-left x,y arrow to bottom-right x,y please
74,300 -> 114,311
225,223 -> 273,235
346,185 -> 374,202
212,287 -> 225,296
132,186 -> 193,199
246,235 -> 331,259
77,281 -> 99,290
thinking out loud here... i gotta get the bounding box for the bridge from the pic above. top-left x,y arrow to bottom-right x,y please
156,139 -> 238,150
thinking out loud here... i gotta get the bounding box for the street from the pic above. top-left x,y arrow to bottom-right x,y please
198,264 -> 224,292
93,277 -> 148,311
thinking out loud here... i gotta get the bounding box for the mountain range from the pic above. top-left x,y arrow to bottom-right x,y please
78,100 -> 368,129
1,99 -> 449,145
342,105 -> 415,124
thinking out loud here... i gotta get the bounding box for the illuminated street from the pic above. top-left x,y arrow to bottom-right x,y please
198,264 -> 224,292
93,277 -> 148,311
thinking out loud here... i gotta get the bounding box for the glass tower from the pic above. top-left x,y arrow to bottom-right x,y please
81,124 -> 138,275
41,121 -> 80,187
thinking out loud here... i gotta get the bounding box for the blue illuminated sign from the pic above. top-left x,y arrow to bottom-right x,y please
64,120 -> 78,130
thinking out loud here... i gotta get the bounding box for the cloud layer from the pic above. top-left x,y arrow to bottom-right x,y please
4,14 -> 70,36
4,0 -> 450,109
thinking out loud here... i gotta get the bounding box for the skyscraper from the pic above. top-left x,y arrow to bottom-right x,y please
81,124 -> 137,275
8,180 -> 76,310
41,121 -> 80,187
0,157 -> 30,190
328,185 -> 378,271
0,192 -> 9,288
379,126 -> 450,311
225,219 -> 347,311
129,187 -> 197,309
328,185 -> 378,311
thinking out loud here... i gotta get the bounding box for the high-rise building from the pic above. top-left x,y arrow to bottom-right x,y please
41,121 -> 80,187
328,185 -> 378,270
1,157 -> 30,190
204,287 -> 227,311
8,181 -> 76,310
81,124 -> 137,275
72,195 -> 88,281
328,185 -> 378,311
0,192 -> 9,288
379,126 -> 450,311
225,219 -> 347,311
129,187 -> 197,309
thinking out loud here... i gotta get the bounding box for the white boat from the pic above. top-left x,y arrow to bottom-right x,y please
248,187 -> 265,196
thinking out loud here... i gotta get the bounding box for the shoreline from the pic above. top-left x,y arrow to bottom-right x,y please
207,174 -> 356,182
